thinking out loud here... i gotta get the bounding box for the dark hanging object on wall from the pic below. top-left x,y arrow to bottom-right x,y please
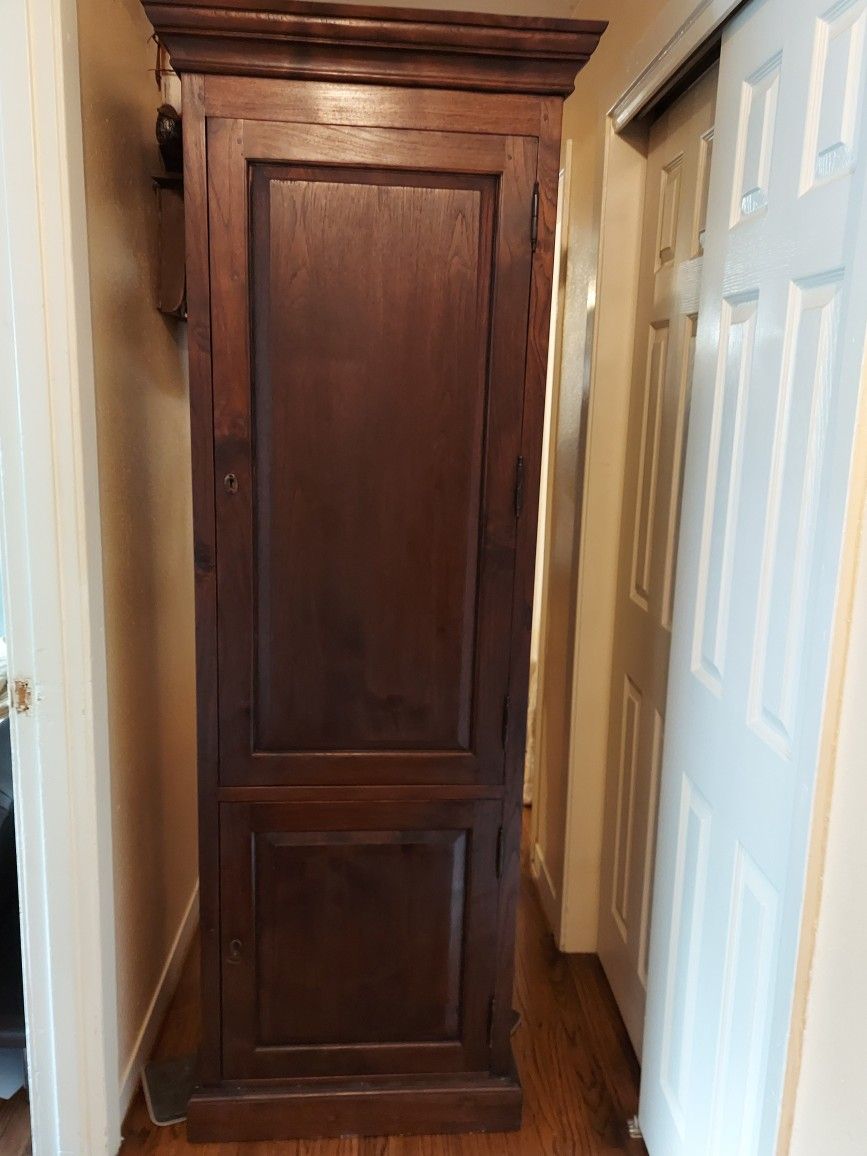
153,174 -> 186,319
156,103 -> 183,174
153,103 -> 186,318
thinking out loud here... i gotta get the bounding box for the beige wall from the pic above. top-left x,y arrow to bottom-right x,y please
785,491 -> 867,1155
75,0 -> 198,1102
532,0 -> 738,950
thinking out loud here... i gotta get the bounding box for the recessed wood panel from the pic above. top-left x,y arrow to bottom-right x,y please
255,829 -> 466,1045
220,800 -> 500,1080
251,167 -> 491,754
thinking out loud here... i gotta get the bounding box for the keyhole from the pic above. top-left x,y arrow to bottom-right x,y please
224,473 -> 239,494
228,938 -> 243,963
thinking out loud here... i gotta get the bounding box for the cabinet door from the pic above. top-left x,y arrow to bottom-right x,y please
208,119 -> 537,787
220,800 -> 500,1079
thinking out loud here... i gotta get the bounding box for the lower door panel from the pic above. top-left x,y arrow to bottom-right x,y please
220,799 -> 501,1079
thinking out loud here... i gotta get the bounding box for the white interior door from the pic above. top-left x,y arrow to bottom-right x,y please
641,0 -> 867,1153
598,67 -> 718,1057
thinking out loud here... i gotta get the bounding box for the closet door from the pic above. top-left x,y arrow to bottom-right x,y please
641,0 -> 867,1151
598,66 -> 718,1057
207,119 -> 537,789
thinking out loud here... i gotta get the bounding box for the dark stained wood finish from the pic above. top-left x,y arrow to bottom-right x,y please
202,77 -> 544,136
119,820 -> 648,1153
210,117 -> 536,789
492,94 -> 564,1076
180,72 -> 222,1085
143,3 -> 606,1140
249,169 -> 491,756
220,800 -> 499,1079
143,0 -> 606,96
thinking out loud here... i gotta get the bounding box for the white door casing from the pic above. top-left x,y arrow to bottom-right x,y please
0,0 -> 120,1151
641,0 -> 867,1153
598,66 -> 718,1058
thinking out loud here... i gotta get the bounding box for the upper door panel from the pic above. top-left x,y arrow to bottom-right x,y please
207,119 -> 537,786
250,164 -> 493,756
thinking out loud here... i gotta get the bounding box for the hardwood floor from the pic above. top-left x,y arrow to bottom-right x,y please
120,820 -> 648,1155
0,1088 -> 31,1155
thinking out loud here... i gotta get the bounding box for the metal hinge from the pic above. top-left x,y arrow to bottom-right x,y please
501,694 -> 511,748
496,827 -> 505,878
530,182 -> 540,252
487,995 -> 496,1045
515,456 -> 525,519
13,679 -> 32,714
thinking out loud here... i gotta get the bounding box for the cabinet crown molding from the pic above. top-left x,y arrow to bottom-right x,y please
143,0 -> 607,95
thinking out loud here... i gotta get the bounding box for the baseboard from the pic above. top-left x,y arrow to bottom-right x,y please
119,882 -> 199,1122
532,842 -> 562,941
187,1069 -> 523,1142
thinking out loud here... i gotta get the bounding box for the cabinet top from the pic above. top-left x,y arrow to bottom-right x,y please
143,0 -> 606,97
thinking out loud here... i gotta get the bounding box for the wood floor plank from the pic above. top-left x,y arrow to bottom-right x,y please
0,1088 -> 31,1155
119,814 -> 647,1156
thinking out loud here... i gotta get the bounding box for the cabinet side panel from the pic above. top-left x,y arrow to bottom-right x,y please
182,72 -> 222,1082
492,99 -> 562,1072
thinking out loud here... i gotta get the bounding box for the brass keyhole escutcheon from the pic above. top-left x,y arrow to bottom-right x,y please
224,473 -> 239,494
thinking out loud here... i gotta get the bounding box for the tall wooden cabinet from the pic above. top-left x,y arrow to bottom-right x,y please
142,0 -> 604,1141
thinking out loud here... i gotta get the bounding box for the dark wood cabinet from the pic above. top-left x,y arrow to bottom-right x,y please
142,0 -> 604,1141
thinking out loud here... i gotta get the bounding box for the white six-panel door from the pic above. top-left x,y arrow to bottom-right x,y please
598,67 -> 718,1058
640,0 -> 867,1152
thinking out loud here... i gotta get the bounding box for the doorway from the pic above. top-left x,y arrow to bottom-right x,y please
0,553 -> 28,1149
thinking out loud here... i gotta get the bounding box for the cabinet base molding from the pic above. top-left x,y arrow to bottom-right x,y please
186,1067 -> 523,1142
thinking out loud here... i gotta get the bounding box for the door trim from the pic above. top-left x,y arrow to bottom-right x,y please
0,0 -> 119,1152
610,0 -> 743,131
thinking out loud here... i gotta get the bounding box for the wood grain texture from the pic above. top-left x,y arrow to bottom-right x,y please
250,171 -> 489,755
202,78 -> 543,136
180,72 -> 222,1085
209,118 -> 537,790
0,1090 -> 30,1156
142,0 -> 606,95
119,819 -> 648,1154
219,800 -> 499,1081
